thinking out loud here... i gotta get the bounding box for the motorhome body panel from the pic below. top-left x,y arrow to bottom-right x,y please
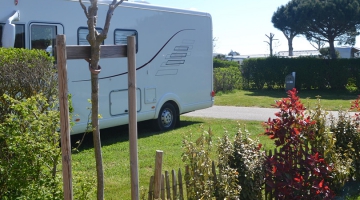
0,0 -> 213,134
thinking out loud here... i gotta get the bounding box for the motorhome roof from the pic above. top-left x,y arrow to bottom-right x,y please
68,0 -> 211,17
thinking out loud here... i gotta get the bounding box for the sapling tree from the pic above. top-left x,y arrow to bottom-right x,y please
78,0 -> 124,199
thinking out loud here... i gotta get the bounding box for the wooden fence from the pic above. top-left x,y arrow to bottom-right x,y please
147,151 -> 219,200
147,168 -> 185,200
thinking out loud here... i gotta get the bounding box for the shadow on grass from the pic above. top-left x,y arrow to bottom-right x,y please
71,119 -> 203,152
243,89 -> 358,101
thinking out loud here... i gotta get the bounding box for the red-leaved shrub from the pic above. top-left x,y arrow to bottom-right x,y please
264,88 -> 335,199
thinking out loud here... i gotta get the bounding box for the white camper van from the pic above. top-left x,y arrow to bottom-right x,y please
0,0 -> 214,134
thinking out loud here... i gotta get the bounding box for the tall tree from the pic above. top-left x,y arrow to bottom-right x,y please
79,0 -> 124,199
272,0 -> 304,56
299,0 -> 360,59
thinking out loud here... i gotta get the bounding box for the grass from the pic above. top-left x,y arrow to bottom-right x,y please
71,116 -> 270,199
215,89 -> 359,111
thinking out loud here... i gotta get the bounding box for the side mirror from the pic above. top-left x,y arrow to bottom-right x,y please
1,10 -> 20,48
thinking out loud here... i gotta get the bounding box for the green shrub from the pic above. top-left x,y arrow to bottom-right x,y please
182,124 -> 266,199
229,127 -> 265,200
182,127 -> 241,199
213,66 -> 242,92
0,48 -> 57,123
216,132 -> 242,199
0,94 -> 62,199
0,94 -> 95,199
328,97 -> 360,181
306,98 -> 352,192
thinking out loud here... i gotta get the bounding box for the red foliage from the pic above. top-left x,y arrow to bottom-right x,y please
350,95 -> 360,111
264,88 -> 335,199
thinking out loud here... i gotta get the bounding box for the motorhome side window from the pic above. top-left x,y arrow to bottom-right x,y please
30,25 -> 57,56
114,29 -> 138,52
77,27 -> 104,45
0,24 -> 25,48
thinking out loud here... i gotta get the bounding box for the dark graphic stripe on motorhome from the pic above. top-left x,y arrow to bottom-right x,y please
73,29 -> 195,82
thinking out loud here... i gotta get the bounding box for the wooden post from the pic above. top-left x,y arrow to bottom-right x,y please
172,169 -> 177,200
161,174 -> 165,200
148,176 -> 154,200
127,35 -> 139,199
154,150 -> 163,199
178,168 -> 184,200
56,35 -> 73,200
165,171 -> 171,199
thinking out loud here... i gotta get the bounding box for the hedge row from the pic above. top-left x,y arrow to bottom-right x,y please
241,57 -> 360,90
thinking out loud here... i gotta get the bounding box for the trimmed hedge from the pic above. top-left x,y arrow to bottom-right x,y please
213,58 -> 240,68
241,57 -> 360,90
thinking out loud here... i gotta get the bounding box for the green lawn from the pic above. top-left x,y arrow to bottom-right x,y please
215,89 -> 359,111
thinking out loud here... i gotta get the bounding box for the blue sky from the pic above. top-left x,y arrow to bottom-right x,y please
147,0 -> 356,56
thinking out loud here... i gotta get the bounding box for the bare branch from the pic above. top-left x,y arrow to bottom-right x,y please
99,0 -> 124,41
114,0 -> 125,7
79,0 -> 89,18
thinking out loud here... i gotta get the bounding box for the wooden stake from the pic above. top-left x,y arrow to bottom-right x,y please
127,35 -> 139,200
154,150 -> 163,199
56,35 -> 73,200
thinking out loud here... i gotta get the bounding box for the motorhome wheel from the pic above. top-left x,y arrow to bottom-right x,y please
156,102 -> 176,131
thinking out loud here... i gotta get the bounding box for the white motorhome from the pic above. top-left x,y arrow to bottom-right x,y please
0,0 -> 214,134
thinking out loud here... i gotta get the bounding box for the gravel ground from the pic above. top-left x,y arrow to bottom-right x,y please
183,105 -> 342,122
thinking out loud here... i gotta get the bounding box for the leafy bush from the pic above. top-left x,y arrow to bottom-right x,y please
182,124 -> 266,199
264,89 -> 335,199
0,94 -> 62,199
328,96 -> 360,181
216,131 -> 242,199
306,98 -> 352,192
0,48 -> 57,123
229,127 -> 265,200
213,66 -> 242,92
182,127 -> 241,199
0,94 -> 95,199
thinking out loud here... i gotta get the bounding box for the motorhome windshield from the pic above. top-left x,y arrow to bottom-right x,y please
0,24 -> 25,48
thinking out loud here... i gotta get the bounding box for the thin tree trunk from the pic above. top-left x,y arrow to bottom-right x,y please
91,73 -> 104,200
90,45 -> 104,200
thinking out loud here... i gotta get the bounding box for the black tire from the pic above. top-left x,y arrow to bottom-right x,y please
155,102 -> 177,131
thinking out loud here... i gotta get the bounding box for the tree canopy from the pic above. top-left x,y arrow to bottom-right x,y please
271,0 -> 304,56
301,0 -> 360,59
273,0 -> 360,59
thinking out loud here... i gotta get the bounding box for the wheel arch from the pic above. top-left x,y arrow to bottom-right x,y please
155,93 -> 181,118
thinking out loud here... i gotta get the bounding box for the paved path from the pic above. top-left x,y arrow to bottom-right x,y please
183,105 -> 342,121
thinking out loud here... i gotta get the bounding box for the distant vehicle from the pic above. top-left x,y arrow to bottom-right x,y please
0,0 -> 214,134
